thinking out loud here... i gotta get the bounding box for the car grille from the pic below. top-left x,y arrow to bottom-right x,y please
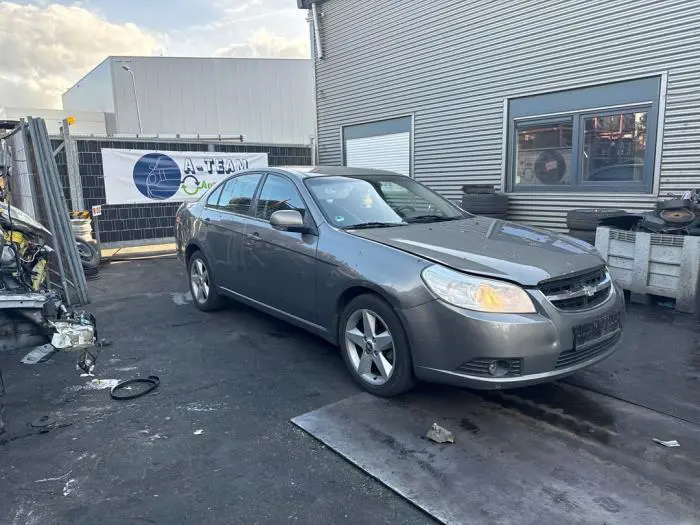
456,358 -> 522,377
539,267 -> 612,311
555,331 -> 621,370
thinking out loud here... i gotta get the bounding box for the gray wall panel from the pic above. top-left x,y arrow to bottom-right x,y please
313,0 -> 700,230
63,58 -> 115,114
104,57 -> 315,144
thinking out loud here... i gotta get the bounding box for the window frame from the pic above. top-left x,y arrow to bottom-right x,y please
207,172 -> 265,217
512,116 -> 577,190
340,114 -> 415,178
503,75 -> 665,195
576,106 -> 654,192
204,183 -> 224,208
250,172 -> 310,225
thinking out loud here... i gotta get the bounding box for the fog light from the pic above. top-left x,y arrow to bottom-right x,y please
487,359 -> 511,377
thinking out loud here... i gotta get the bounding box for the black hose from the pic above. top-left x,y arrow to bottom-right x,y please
110,375 -> 160,400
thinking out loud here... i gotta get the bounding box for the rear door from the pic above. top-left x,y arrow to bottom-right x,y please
242,173 -> 319,323
208,173 -> 263,293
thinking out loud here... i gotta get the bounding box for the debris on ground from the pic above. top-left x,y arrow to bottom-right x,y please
67,379 -> 120,394
51,320 -> 95,350
193,429 -> 204,435
109,375 -> 160,400
652,438 -> 680,448
426,422 -> 454,444
30,415 -> 57,430
21,343 -> 58,364
77,348 -> 97,374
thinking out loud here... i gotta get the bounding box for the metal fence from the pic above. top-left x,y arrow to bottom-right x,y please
4,118 -> 89,305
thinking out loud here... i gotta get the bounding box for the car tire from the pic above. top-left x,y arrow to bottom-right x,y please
340,294 -> 416,397
656,199 -> 693,211
188,251 -> 224,312
461,184 -> 495,194
76,238 -> 100,269
566,209 -> 627,231
83,265 -> 100,280
461,192 -> 508,215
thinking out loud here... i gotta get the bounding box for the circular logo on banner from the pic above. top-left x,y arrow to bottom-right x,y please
133,153 -> 181,200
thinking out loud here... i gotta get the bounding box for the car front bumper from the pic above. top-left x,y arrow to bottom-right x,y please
401,283 -> 626,390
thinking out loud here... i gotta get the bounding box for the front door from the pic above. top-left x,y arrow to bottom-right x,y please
209,173 -> 263,293
242,173 -> 318,323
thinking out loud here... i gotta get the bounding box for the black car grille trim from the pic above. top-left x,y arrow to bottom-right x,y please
539,267 -> 612,311
555,331 -> 621,370
456,358 -> 523,377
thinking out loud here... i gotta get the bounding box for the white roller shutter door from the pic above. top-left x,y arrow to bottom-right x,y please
345,131 -> 410,176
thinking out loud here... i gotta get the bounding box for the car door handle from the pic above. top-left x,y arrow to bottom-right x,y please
246,231 -> 260,242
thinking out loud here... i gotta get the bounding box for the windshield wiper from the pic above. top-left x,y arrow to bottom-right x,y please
405,215 -> 461,223
343,221 -> 407,230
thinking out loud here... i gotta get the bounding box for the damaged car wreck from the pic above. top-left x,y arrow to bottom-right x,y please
0,201 -> 98,366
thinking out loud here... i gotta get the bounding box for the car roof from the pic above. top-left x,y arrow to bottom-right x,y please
272,166 -> 403,179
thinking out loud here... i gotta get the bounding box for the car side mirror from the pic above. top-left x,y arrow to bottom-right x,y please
270,210 -> 309,233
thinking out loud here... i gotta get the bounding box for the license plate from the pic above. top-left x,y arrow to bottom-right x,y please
573,313 -> 620,348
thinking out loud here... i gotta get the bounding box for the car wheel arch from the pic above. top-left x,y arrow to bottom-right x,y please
185,242 -> 202,266
185,243 -> 219,286
334,284 -> 401,344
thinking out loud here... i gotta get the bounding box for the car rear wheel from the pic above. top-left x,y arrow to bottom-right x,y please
340,294 -> 415,397
188,251 -> 223,311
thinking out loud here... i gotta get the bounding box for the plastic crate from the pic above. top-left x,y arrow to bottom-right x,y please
595,227 -> 700,314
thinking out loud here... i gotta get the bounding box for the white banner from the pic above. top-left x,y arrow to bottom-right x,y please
101,149 -> 268,205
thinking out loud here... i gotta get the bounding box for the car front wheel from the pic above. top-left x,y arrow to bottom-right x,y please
340,294 -> 415,397
188,251 -> 223,311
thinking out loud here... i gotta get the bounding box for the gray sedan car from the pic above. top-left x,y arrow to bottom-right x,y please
176,167 -> 625,396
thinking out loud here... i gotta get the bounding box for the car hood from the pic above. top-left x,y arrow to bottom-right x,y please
0,202 -> 52,239
349,217 -> 605,286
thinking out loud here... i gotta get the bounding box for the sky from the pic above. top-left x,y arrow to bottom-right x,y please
0,0 -> 310,109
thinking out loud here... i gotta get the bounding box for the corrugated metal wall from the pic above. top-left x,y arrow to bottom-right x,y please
313,0 -> 700,231
108,57 -> 316,145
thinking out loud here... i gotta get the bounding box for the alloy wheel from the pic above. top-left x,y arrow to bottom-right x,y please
76,243 -> 91,261
344,308 -> 395,385
190,259 -> 210,304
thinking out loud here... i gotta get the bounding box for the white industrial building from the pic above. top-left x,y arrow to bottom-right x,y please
62,56 -> 315,144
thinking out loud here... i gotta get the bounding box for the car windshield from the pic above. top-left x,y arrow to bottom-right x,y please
305,175 -> 466,229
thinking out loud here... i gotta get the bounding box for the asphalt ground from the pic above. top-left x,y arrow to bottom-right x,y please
1,256 -> 698,524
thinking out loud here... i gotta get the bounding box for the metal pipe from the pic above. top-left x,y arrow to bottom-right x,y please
34,120 -> 84,304
121,65 -> 143,134
311,2 -> 323,59
26,119 -> 71,305
33,118 -> 90,305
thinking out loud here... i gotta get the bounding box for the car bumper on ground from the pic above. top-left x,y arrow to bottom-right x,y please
402,283 -> 626,390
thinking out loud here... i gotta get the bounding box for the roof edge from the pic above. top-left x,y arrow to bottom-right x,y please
297,0 -> 326,8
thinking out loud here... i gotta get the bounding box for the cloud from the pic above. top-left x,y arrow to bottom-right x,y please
167,0 -> 309,59
0,0 -> 309,109
213,28 -> 309,58
0,2 -> 164,109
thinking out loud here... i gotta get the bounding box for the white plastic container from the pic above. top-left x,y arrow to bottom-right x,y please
595,227 -> 700,313
71,218 -> 93,240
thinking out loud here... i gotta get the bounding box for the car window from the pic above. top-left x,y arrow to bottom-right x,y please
255,174 -> 306,221
305,176 -> 464,228
205,184 -> 224,207
218,174 -> 262,216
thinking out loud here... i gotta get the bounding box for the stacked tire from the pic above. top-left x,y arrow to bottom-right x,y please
566,209 -> 627,244
460,185 -> 508,220
71,219 -> 100,279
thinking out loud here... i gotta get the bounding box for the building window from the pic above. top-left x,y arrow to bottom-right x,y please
507,77 -> 660,193
342,116 -> 412,177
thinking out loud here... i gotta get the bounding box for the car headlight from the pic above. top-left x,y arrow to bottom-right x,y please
421,265 -> 536,314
